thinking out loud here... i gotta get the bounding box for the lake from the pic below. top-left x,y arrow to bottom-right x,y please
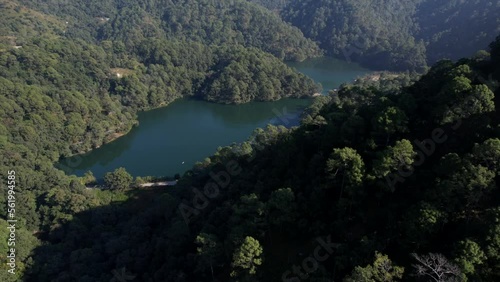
287,57 -> 369,93
59,57 -> 370,179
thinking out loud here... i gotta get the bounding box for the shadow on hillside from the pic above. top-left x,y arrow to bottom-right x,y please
26,126 -> 321,282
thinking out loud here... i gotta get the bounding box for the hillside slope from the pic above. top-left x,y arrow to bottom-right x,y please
416,0 -> 500,63
0,3 -> 321,280
17,0 -> 321,61
23,36 -> 500,282
282,0 -> 500,71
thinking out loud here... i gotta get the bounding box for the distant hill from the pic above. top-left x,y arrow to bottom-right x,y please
282,0 -> 500,71
22,36 -> 500,282
17,0 -> 321,61
415,0 -> 500,63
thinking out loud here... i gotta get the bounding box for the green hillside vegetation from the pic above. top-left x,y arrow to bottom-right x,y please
416,0 -> 500,63
18,0 -> 321,61
1,0 -> 499,281
282,0 -> 426,71
246,0 -> 290,12
0,35 -> 318,209
282,0 -> 499,71
20,37 -> 500,282
201,46 -> 318,104
0,0 -> 65,45
0,2 -> 320,279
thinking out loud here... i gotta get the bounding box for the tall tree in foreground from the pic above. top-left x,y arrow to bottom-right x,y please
326,147 -> 365,198
231,236 -> 263,279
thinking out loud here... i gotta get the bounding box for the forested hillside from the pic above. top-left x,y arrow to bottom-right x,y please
282,0 -> 500,71
0,1 -> 320,280
416,0 -> 500,63
16,0 -> 321,61
0,0 -> 319,157
246,0 -> 290,12
21,37 -> 500,282
282,0 -> 426,71
1,0 -> 499,281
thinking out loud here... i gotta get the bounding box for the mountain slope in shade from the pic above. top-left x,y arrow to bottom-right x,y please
17,0 -> 322,61
282,0 -> 499,70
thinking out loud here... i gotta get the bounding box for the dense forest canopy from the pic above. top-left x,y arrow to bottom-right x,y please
15,0 -> 321,61
0,1 -> 320,280
415,0 -> 500,63
282,0 -> 500,71
16,36 -> 500,282
0,0 -> 499,281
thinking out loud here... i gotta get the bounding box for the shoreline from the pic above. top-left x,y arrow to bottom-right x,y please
57,95 -> 312,177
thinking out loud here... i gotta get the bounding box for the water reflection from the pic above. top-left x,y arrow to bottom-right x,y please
59,98 -> 310,179
59,57 -> 370,179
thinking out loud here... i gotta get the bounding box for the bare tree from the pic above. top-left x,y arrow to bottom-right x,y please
411,253 -> 462,282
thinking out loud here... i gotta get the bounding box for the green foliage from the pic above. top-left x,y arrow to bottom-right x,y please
0,1 -> 318,254
104,167 -> 133,190
412,253 -> 462,282
246,0 -> 289,11
1,1 -> 499,281
491,36 -> 500,74
81,171 -> 96,185
485,208 -> 500,277
372,107 -> 409,145
231,236 -> 263,277
229,194 -> 267,240
455,239 -> 487,275
21,40 -> 500,281
201,46 -> 319,104
0,219 -> 39,281
282,0 -> 427,71
374,139 -> 415,179
401,203 -> 447,250
282,0 -> 499,70
439,79 -> 495,125
344,252 -> 404,282
0,0 -> 65,44
195,233 -> 222,279
266,188 -> 297,227
19,0 -> 321,61
326,147 -> 365,196
417,0 -> 500,63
